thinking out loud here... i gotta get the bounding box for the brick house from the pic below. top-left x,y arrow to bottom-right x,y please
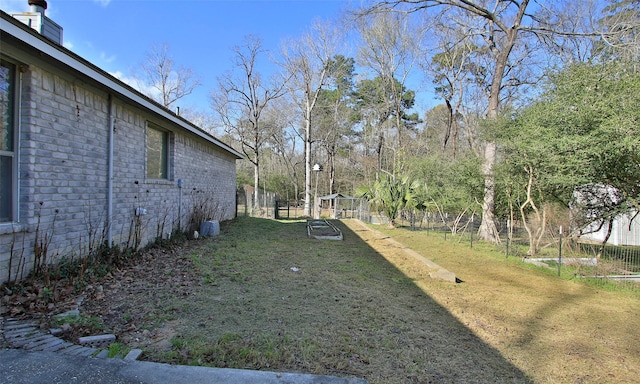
0,3 -> 242,284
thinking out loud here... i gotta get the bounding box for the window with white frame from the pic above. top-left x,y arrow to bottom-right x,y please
0,58 -> 16,223
146,123 -> 169,179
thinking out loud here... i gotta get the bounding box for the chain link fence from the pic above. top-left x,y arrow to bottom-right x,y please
272,197 -> 372,220
357,203 -> 640,291
237,190 -> 639,291
236,185 -> 277,218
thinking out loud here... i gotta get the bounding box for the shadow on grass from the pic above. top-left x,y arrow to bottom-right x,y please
165,217 -> 533,384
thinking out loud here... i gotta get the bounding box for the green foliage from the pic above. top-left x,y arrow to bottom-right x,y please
107,342 -> 131,358
37,286 -> 53,302
499,61 -> 640,224
235,169 -> 253,188
354,76 -> 420,130
263,172 -> 296,200
407,154 -> 484,214
54,314 -> 104,333
356,153 -> 484,227
357,174 -> 422,227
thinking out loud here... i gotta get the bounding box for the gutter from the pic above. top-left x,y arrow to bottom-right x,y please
1,12 -> 243,160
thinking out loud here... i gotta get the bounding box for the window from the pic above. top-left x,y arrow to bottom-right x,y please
146,124 -> 169,179
0,59 -> 16,222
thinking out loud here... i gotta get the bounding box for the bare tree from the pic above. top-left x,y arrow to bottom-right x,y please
426,23 -> 484,159
532,1 -> 601,65
212,35 -> 287,212
280,19 -> 342,217
140,43 -> 201,109
265,98 -> 304,204
359,1 -> 543,243
178,109 -> 219,136
314,55 -> 358,196
596,0 -> 640,65
362,0 -> 614,243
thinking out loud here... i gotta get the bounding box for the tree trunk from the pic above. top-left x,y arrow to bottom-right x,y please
476,0 -> 528,242
293,168 -> 300,207
376,131 -> 384,182
443,99 -> 453,153
520,165 -> 539,255
303,115 -> 312,217
253,158 -> 260,211
329,148 -> 336,194
477,141 -> 500,242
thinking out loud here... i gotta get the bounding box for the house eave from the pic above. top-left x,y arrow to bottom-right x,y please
0,11 -> 243,160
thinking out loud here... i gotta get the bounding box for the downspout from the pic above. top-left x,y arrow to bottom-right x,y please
177,179 -> 183,230
107,94 -> 114,246
16,67 -> 24,222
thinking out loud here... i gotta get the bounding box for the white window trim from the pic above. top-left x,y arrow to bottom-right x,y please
145,122 -> 172,181
0,56 -> 21,224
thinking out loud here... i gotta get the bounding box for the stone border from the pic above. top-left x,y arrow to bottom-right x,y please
347,219 -> 458,283
307,219 -> 344,240
0,316 -> 142,360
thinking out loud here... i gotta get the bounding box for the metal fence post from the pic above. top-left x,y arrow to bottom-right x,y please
506,219 -> 510,258
558,226 -> 563,277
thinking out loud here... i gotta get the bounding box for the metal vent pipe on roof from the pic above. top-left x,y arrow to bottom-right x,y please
28,0 -> 47,14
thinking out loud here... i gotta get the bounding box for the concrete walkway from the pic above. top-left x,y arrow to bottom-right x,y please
0,349 -> 367,384
0,317 -> 367,384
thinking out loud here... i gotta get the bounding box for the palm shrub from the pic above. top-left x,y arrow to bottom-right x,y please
358,174 -> 421,228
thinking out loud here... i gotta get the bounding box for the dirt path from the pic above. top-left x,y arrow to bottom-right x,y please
342,219 -> 640,384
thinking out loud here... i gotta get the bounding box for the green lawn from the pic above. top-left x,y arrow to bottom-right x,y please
99,216 -> 640,383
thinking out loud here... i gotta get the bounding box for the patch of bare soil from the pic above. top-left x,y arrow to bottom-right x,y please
1,242 -> 200,353
79,246 -> 199,353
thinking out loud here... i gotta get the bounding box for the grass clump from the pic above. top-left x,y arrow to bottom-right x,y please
107,342 -> 130,358
53,313 -> 104,332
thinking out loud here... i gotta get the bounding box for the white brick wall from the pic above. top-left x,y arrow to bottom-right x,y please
0,64 -> 237,284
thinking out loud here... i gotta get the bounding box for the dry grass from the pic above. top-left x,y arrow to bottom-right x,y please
366,221 -> 640,384
79,216 -> 640,383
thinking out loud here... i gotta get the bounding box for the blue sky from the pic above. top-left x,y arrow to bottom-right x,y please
1,0 -> 361,113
